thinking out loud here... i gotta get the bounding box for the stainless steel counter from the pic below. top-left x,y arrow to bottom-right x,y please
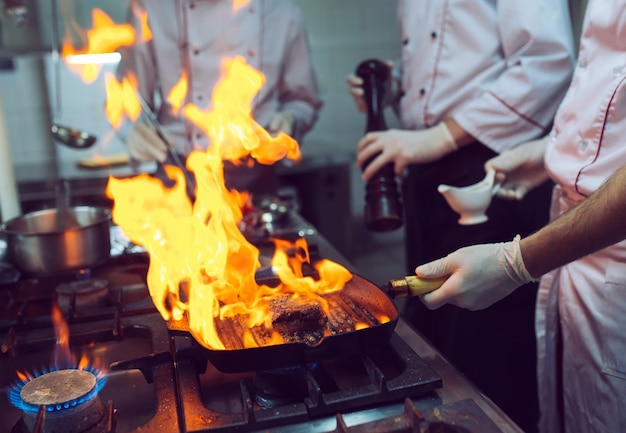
395,319 -> 524,433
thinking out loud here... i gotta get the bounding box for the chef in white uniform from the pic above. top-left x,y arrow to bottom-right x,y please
347,1 -> 575,431
417,1 -> 626,431
113,0 -> 322,197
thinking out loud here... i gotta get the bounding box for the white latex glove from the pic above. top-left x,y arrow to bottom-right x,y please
416,235 -> 536,311
268,111 -> 296,137
356,122 -> 457,181
127,121 -> 168,162
485,136 -> 550,200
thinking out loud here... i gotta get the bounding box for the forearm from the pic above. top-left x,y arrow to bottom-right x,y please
280,100 -> 320,141
521,165 -> 626,278
443,118 -> 476,148
279,14 -> 322,142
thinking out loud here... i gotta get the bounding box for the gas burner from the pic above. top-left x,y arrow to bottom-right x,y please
253,365 -> 315,409
11,369 -> 112,433
55,279 -> 110,314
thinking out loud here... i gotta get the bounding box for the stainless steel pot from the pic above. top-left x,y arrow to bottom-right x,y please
1,206 -> 112,275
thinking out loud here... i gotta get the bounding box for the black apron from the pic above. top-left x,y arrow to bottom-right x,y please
402,141 -> 553,433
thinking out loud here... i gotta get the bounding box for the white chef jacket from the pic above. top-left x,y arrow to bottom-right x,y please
115,0 -> 322,156
397,0 -> 575,151
540,1 -> 626,432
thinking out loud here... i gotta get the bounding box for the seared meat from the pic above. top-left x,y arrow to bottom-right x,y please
270,295 -> 327,344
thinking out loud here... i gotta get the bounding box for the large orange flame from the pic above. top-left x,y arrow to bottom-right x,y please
168,72 -> 188,114
57,5 -> 356,350
104,72 -> 141,128
183,57 -> 301,164
106,57 -> 352,350
61,8 -> 151,84
233,0 -> 252,13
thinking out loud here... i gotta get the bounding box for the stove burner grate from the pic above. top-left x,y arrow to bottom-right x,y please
55,279 -> 110,315
164,333 -> 443,432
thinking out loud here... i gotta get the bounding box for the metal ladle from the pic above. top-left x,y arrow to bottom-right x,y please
51,123 -> 97,149
49,0 -> 97,150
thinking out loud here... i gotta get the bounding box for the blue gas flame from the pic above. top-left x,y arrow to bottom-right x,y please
8,365 -> 107,413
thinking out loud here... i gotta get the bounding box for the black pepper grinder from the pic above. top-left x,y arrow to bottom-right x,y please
356,59 -> 403,232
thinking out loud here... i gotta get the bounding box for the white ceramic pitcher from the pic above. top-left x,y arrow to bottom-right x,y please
438,170 -> 500,225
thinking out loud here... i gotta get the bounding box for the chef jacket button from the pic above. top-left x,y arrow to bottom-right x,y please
402,38 -> 409,46
431,31 -> 437,39
419,88 -> 426,96
189,2 -> 195,9
196,133 -> 202,140
197,94 -> 203,101
193,49 -> 199,55
578,140 -> 588,152
247,48 -> 255,57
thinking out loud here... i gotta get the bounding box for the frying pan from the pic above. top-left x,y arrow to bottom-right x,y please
168,273 -> 399,373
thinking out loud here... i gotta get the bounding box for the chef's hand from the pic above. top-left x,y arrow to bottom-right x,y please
268,111 -> 296,137
127,121 -> 168,162
485,136 -> 550,200
346,73 -> 367,113
356,122 -> 457,180
415,236 -> 536,311
346,60 -> 395,113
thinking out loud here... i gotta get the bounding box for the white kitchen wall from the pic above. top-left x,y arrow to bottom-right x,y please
0,55 -> 56,165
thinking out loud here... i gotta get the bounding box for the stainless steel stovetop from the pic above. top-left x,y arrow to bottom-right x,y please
0,221 -> 505,433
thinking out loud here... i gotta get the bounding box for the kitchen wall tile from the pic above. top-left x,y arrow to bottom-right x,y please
0,56 -> 56,165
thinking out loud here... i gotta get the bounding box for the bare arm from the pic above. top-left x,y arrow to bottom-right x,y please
522,165 -> 626,278
416,165 -> 626,311
443,118 -> 477,147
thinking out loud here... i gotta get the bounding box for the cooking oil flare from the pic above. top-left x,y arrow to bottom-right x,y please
61,8 -> 151,84
106,57 -> 353,350
30,0 -> 382,391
